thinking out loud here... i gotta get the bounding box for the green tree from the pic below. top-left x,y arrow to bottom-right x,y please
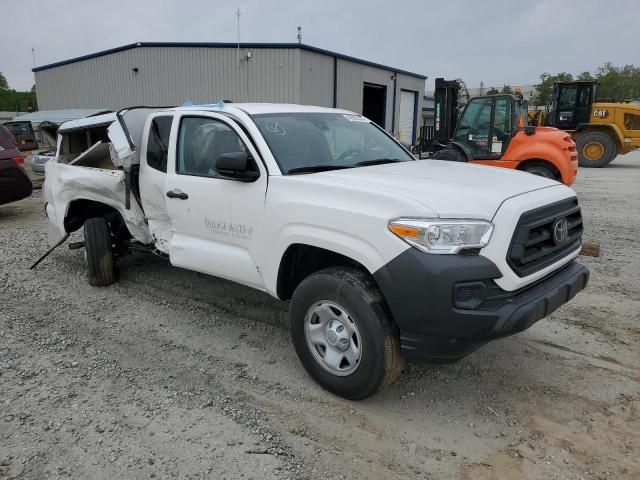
595,63 -> 640,101
501,85 -> 513,94
0,72 -> 8,91
0,89 -> 38,112
577,71 -> 595,81
0,73 -> 39,112
455,78 -> 470,102
486,87 -> 500,95
533,72 -> 573,106
532,64 -> 640,105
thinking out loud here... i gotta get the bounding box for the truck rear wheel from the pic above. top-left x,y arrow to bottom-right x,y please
289,267 -> 402,400
84,217 -> 116,287
576,131 -> 617,167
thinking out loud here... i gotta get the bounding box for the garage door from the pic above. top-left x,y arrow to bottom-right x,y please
398,90 -> 417,146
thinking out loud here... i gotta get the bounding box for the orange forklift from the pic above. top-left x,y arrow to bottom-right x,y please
425,78 -> 578,185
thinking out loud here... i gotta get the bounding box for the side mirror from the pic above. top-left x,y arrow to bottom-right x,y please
215,152 -> 259,182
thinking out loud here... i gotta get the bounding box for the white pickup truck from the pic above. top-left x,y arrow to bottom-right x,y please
43,103 -> 589,399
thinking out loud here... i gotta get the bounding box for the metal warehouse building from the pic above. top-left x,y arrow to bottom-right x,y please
33,42 -> 426,145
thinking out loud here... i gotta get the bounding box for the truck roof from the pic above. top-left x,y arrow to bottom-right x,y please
171,102 -> 354,116
58,103 -> 356,133
59,112 -> 118,132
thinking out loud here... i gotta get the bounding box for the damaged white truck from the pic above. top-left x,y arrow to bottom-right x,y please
42,103 -> 589,399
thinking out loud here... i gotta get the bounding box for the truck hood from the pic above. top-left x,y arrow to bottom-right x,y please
287,160 -> 562,219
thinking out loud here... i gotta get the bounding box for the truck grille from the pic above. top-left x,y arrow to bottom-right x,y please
507,198 -> 583,277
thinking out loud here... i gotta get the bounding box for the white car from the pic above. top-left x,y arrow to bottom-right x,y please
43,103 -> 589,399
27,150 -> 55,174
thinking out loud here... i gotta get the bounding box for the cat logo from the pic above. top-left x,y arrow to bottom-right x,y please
593,109 -> 609,119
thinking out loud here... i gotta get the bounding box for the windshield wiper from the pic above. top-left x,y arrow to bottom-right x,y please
355,158 -> 406,167
286,165 -> 354,175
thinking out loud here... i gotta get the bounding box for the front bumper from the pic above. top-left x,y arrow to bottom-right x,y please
373,249 -> 589,363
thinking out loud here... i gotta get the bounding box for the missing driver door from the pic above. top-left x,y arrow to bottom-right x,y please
164,112 -> 267,289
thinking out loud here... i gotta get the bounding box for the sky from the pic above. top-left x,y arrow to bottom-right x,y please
1,0 -> 638,92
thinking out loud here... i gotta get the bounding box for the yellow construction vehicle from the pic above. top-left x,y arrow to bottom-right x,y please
530,80 -> 640,167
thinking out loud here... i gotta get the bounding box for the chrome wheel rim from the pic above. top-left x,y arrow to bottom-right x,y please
304,301 -> 362,376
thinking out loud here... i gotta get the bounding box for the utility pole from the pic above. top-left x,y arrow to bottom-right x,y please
297,26 -> 302,44
236,8 -> 241,68
32,47 -> 37,114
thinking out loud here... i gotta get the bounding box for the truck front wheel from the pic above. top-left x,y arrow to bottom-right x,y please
289,267 -> 402,399
521,162 -> 557,180
576,131 -> 617,167
431,146 -> 467,162
84,217 -> 117,287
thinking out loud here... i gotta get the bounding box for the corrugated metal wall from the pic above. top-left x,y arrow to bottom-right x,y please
35,45 -> 424,142
299,50 -> 334,108
335,59 -> 395,129
332,60 -> 423,138
35,46 -> 301,110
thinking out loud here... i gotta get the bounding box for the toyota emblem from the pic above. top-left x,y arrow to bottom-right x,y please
552,217 -> 569,245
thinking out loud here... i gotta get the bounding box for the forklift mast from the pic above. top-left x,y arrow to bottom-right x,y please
433,78 -> 460,143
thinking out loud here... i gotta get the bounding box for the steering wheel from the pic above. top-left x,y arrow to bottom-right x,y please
493,126 -> 507,141
475,122 -> 491,132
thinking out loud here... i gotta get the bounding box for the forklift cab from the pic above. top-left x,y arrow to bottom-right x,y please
545,81 -> 596,130
431,89 -> 578,184
451,94 -> 527,159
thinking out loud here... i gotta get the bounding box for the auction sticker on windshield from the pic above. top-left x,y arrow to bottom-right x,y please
342,114 -> 369,122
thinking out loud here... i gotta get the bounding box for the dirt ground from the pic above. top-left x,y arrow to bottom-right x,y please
1,154 -> 639,480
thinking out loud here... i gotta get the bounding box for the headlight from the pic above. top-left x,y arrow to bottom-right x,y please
388,218 -> 494,254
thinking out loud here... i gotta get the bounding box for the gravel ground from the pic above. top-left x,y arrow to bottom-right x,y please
1,154 -> 639,479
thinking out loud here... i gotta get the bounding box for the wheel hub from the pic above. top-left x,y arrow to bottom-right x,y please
583,141 -> 604,161
325,319 -> 350,351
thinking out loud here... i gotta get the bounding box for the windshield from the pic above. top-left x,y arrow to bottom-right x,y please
253,112 -> 414,174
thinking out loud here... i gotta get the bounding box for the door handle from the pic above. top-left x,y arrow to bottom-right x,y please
166,189 -> 188,200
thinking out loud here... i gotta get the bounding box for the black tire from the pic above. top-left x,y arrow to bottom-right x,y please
576,131 -> 617,168
521,163 -> 557,180
84,217 -> 116,287
289,267 -> 403,400
431,147 -> 467,162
